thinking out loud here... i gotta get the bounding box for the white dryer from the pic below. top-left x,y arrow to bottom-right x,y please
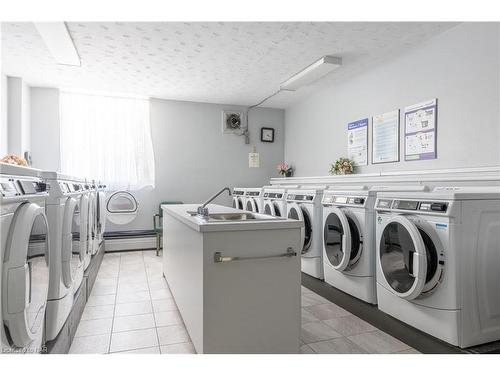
41,171 -> 89,341
286,186 -> 326,279
375,186 -> 500,348
231,187 -> 246,210
244,187 -> 263,213
1,163 -> 50,353
322,185 -> 427,304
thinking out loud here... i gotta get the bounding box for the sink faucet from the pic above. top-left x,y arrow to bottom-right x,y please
197,187 -> 232,218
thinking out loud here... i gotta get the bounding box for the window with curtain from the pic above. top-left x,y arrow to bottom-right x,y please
59,92 -> 155,191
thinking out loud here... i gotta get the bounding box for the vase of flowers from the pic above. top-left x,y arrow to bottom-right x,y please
277,162 -> 294,177
329,157 -> 355,175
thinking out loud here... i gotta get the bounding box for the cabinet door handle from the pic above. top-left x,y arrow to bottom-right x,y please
214,247 -> 297,263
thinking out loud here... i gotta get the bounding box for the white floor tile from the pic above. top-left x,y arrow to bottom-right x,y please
116,290 -> 151,304
75,318 -> 113,337
115,301 -> 153,317
301,321 -> 343,344
154,310 -> 183,327
152,298 -> 178,313
69,334 -> 110,354
150,288 -> 172,300
160,342 -> 195,354
347,331 -> 411,354
113,346 -> 161,354
90,284 -> 117,296
304,303 -> 351,320
322,315 -> 377,336
308,337 -> 368,354
113,313 -> 156,332
109,328 -> 159,353
81,304 -> 115,321
157,325 -> 190,346
86,294 -> 116,307
117,283 -> 149,294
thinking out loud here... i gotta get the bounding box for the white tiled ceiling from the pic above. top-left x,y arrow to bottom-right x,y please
1,22 -> 457,108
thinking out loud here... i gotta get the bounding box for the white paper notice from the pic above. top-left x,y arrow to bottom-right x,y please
248,152 -> 260,168
372,110 -> 399,164
347,118 -> 368,166
404,99 -> 437,161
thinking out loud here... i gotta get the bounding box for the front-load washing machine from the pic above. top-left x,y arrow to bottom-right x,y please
1,163 -> 50,353
286,186 -> 326,279
262,186 -> 298,217
96,182 -> 107,246
87,181 -> 99,256
322,185 -> 427,304
231,187 -> 246,210
244,187 -> 263,213
375,186 -> 500,348
41,171 -> 89,341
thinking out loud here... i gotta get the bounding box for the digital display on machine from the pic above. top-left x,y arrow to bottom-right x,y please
233,190 -> 244,196
377,199 -> 392,209
333,196 -> 348,204
393,200 -> 419,210
248,192 -> 260,196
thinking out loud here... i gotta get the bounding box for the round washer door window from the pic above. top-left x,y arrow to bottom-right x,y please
288,205 -> 312,254
246,199 -> 257,213
323,208 -> 362,271
379,216 -> 428,300
2,203 -> 50,348
264,202 -> 276,216
62,197 -> 82,288
106,191 -> 138,225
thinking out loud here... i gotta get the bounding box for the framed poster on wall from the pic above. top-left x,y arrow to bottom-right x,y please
404,98 -> 437,161
347,118 -> 368,166
372,109 -> 400,164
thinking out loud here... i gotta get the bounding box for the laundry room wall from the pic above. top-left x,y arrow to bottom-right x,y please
30,87 -> 61,171
0,74 -> 7,157
4,76 -> 31,157
284,23 -> 500,176
28,89 -> 285,232
105,98 -> 285,232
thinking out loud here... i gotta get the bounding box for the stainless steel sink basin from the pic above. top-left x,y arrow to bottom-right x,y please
208,213 -> 256,221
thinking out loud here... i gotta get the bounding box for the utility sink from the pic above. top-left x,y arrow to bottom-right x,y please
186,210 -> 279,221
208,212 -> 256,221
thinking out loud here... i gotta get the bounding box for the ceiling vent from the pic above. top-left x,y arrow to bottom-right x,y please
222,110 -> 243,134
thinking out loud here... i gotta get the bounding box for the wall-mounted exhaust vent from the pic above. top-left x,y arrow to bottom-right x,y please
222,110 -> 243,134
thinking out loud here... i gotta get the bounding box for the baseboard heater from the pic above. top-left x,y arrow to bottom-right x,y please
104,230 -> 157,252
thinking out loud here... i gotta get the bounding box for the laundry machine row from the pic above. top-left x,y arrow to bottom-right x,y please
319,183 -> 500,348
1,163 -> 107,353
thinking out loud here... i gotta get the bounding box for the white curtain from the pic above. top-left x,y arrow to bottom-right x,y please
60,92 -> 155,190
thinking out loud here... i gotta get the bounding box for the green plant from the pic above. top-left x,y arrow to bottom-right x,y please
329,157 -> 355,175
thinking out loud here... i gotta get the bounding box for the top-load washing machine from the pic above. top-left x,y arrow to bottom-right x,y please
231,187 -> 246,210
1,163 -> 50,353
375,186 -> 500,348
262,186 -> 298,217
41,171 -> 89,341
286,186 -> 326,279
321,185 -> 427,304
244,187 -> 263,213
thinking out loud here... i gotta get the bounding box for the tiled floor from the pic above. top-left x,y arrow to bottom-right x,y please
69,250 -> 419,354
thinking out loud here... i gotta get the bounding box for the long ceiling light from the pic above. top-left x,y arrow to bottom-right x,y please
280,55 -> 342,91
34,22 -> 80,66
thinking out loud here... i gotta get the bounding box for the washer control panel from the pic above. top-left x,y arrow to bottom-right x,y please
263,192 -> 284,199
322,194 -> 366,207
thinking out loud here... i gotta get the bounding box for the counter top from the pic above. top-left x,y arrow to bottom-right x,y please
161,203 -> 303,232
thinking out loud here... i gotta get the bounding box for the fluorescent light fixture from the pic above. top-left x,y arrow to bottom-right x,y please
34,22 -> 80,66
280,56 -> 342,91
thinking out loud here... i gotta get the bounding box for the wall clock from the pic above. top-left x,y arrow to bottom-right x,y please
261,127 -> 275,143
